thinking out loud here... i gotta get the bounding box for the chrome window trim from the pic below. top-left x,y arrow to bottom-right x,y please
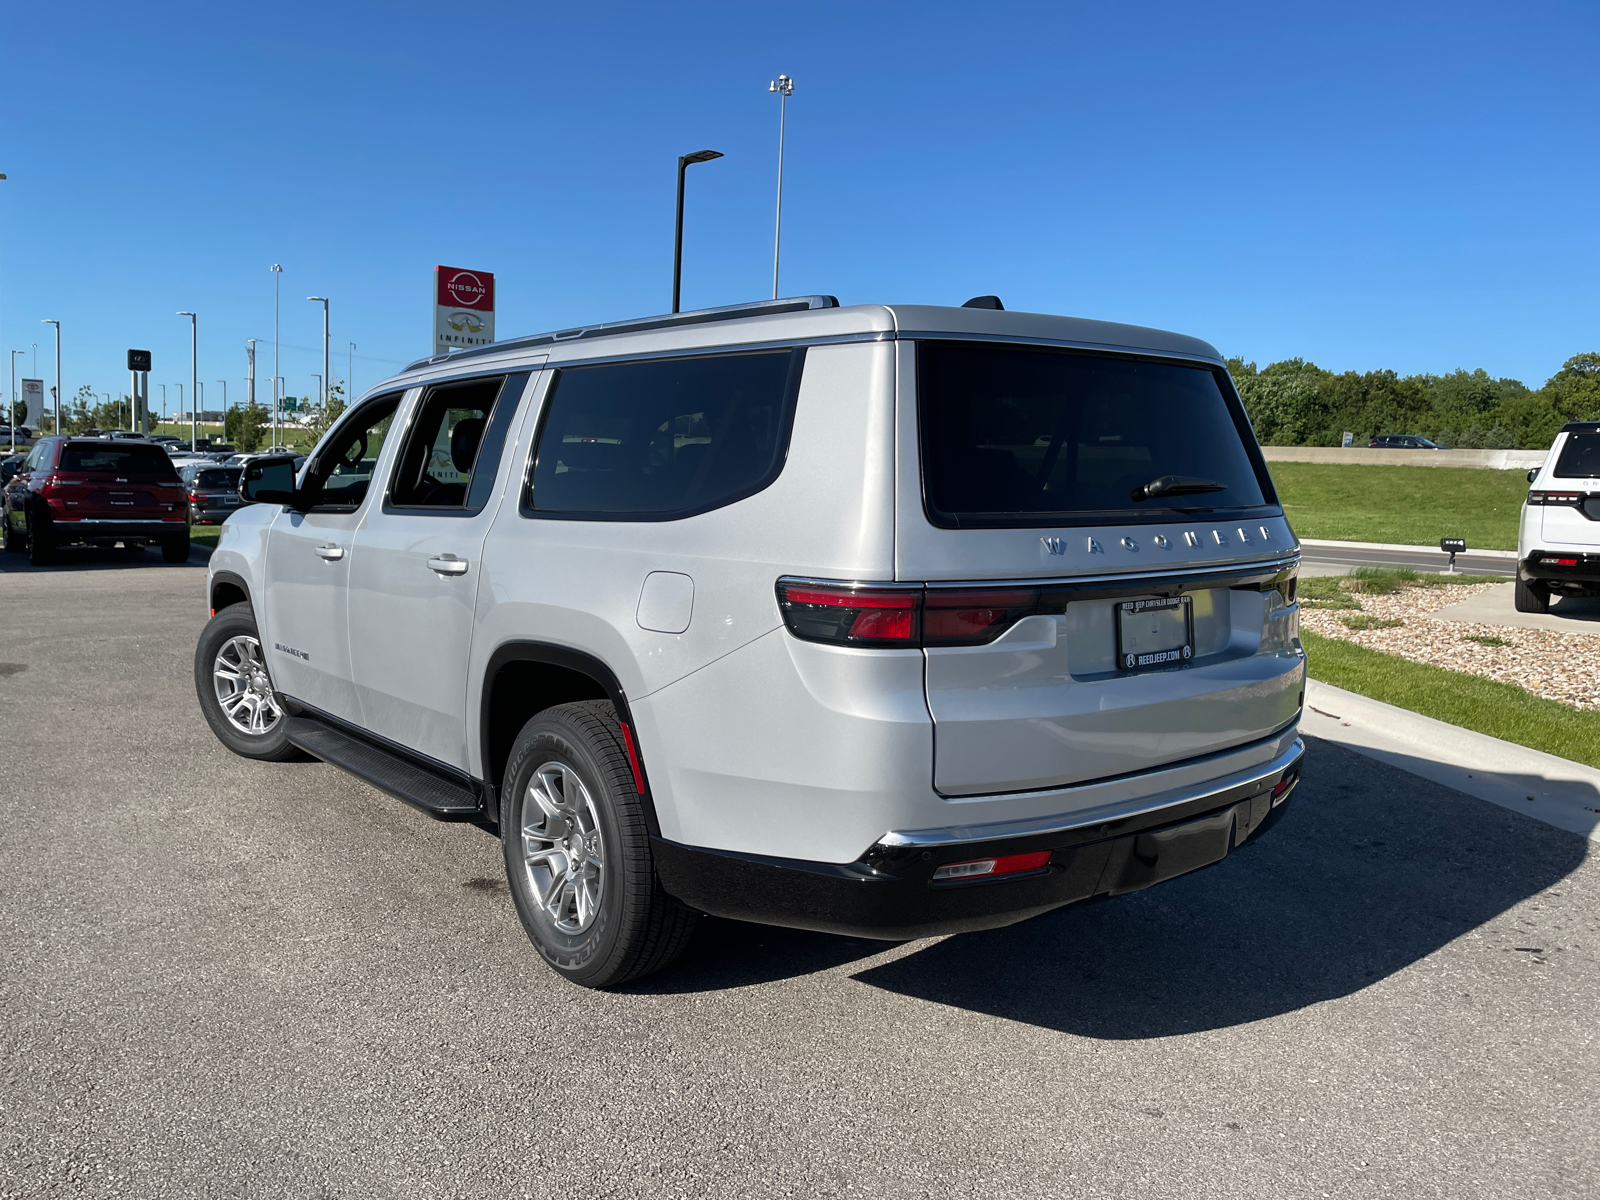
879,737 -> 1304,848
777,553 -> 1300,593
893,329 -> 1227,368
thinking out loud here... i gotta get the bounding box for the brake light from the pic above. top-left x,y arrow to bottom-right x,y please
923,588 -> 1041,645
776,581 -> 921,647
1547,557 -> 1579,567
932,851 -> 1053,882
1527,491 -> 1584,506
777,579 -> 1057,648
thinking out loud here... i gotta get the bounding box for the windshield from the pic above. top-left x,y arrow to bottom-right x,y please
1554,432 -> 1600,479
195,468 -> 241,489
917,342 -> 1272,527
59,443 -> 179,481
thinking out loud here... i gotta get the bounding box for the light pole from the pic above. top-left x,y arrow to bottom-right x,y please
217,380 -> 228,444
174,384 -> 182,434
178,311 -> 197,452
672,150 -> 724,314
159,383 -> 166,427
271,264 -> 283,448
768,74 -> 794,299
348,342 -> 356,404
9,349 -> 24,452
311,375 -> 321,428
307,296 -> 329,415
41,320 -> 60,435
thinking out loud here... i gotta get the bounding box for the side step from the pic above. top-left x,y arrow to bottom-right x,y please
284,715 -> 482,818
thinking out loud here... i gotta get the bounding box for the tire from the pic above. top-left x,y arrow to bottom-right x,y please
27,512 -> 52,566
1514,574 -> 1549,615
501,700 -> 698,988
193,602 -> 303,761
162,531 -> 191,563
2,514 -> 22,554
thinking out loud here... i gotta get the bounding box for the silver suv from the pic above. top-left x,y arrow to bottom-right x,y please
195,296 -> 1306,987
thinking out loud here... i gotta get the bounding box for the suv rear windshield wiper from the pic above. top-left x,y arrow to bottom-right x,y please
1130,475 -> 1228,502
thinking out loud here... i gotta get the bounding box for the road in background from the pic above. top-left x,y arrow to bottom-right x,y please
0,563 -> 1595,1197
1297,538 -> 1516,578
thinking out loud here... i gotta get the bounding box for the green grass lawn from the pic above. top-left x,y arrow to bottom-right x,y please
1269,461 -> 1526,550
1302,629 -> 1600,767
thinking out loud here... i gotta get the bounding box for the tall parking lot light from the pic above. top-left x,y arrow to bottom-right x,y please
307,297 -> 329,413
672,150 -> 724,314
271,264 -> 283,449
178,312 -> 197,452
9,349 -> 24,453
41,320 -> 60,434
768,74 -> 794,299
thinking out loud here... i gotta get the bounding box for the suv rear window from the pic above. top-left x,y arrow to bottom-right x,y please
917,342 -> 1272,528
59,443 -> 179,481
523,349 -> 804,520
1554,432 -> 1600,479
195,468 -> 241,490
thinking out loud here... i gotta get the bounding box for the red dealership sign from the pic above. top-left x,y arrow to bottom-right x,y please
436,266 -> 494,310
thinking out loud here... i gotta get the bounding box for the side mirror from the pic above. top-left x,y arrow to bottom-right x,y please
240,455 -> 301,507
1526,468 -> 1538,484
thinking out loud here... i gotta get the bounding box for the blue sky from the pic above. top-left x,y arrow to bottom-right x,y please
2,1 -> 1596,414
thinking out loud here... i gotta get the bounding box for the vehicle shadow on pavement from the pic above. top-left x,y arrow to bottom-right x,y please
627,917 -> 888,993
0,546 -> 208,573
849,737 -> 1589,1038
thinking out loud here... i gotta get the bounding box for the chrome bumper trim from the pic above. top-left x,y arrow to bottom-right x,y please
880,736 -> 1305,849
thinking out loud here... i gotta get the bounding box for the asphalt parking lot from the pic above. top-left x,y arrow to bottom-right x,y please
1,551 -> 1596,1199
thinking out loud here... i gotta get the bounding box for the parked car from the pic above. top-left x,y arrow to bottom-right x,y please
0,454 -> 25,487
180,462 -> 246,525
107,430 -> 150,441
1369,434 -> 1449,449
1516,420 -> 1600,613
3,437 -> 190,564
196,296 -> 1305,988
151,435 -> 182,446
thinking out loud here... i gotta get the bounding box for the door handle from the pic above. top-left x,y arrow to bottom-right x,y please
428,554 -> 469,576
315,544 -> 344,561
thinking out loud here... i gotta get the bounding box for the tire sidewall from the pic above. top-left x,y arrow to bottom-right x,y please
500,714 -> 631,984
194,603 -> 293,759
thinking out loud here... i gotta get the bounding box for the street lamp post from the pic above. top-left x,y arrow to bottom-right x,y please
271,264 -> 283,449
178,312 -> 197,452
9,349 -> 24,452
158,383 -> 166,427
308,296 -> 329,415
768,74 -> 794,299
348,342 -> 356,404
41,320 -> 60,435
672,150 -> 724,314
217,380 -> 228,443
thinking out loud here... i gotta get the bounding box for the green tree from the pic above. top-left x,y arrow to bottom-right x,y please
1540,352 -> 1600,423
226,399 -> 268,451
305,380 -> 346,443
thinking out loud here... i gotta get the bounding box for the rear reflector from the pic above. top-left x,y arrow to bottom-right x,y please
931,850 -> 1052,882
1548,558 -> 1578,567
618,722 -> 647,797
923,588 -> 1041,645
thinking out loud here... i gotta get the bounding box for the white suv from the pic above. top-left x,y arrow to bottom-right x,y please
195,296 -> 1306,987
1517,421 -> 1600,613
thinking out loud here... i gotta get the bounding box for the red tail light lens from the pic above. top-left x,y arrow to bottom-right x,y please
776,581 -> 921,647
931,850 -> 1053,882
923,588 -> 1040,645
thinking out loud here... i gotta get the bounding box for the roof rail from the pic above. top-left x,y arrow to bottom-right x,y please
403,294 -> 840,373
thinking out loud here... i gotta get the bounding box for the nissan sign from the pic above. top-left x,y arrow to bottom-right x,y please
434,265 -> 496,356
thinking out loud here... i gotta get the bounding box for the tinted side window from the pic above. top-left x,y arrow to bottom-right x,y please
523,349 -> 804,520
388,374 -> 524,510
1554,432 -> 1600,479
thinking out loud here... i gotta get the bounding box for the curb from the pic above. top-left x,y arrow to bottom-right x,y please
1302,679 -> 1600,842
1298,538 -> 1519,559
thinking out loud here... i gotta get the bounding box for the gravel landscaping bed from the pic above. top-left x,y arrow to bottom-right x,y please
1300,577 -> 1600,712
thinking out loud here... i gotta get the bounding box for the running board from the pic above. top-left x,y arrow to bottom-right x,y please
284,714 -> 482,818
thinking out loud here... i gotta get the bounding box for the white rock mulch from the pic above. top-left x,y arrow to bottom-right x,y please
1300,580 -> 1600,712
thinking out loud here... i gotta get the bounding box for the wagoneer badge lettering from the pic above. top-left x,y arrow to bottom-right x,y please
1040,536 -> 1066,556
1120,536 -> 1138,552
1212,529 -> 1228,546
1087,537 -> 1104,554
1152,534 -> 1170,550
274,642 -> 310,662
1184,531 -> 1199,547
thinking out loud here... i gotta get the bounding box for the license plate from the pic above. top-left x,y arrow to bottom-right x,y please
1116,595 -> 1193,671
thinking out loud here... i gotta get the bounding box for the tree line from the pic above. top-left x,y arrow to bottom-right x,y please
1226,352 -> 1600,449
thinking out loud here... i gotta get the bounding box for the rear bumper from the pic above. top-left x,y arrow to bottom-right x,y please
48,518 -> 187,543
654,737 -> 1305,940
1523,551 -> 1600,587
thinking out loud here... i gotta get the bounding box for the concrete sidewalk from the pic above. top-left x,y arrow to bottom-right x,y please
1431,581 -> 1600,636
1303,678 -> 1600,842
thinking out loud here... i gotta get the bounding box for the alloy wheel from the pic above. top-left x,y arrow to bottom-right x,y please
520,762 -> 606,935
212,635 -> 284,735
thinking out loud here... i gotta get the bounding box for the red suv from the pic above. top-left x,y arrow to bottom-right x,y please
2,437 -> 190,565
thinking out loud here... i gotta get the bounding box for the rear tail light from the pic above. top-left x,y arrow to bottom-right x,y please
776,581 -> 921,647
1547,557 -> 1579,567
932,850 -> 1053,882
1527,491 -> 1584,506
776,579 -> 1055,648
